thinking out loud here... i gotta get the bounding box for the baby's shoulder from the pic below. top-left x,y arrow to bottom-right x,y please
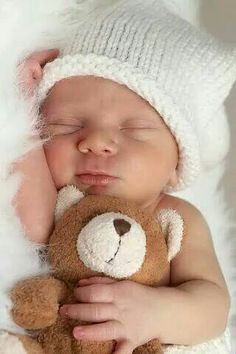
158,196 -> 224,289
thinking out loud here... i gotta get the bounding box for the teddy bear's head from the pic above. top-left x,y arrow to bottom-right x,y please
48,186 -> 183,286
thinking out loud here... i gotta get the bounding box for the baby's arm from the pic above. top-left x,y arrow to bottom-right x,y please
157,199 -> 230,345
58,199 -> 229,350
12,50 -> 59,243
12,144 -> 57,243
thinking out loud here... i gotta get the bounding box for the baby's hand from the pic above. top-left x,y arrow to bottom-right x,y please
60,276 -> 160,354
18,48 -> 59,96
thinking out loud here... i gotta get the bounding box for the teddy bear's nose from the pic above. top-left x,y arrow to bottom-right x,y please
113,219 -> 131,236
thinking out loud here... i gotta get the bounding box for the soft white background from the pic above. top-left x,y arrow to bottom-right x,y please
200,3 -> 236,352
200,0 -> 236,218
166,1 -> 236,350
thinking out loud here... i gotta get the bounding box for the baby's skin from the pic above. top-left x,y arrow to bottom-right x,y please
13,49 -> 60,243
13,50 -> 230,354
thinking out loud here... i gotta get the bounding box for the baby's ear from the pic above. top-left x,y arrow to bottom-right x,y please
18,49 -> 59,97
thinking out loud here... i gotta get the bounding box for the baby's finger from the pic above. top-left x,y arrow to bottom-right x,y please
60,302 -> 117,322
32,64 -> 43,81
74,283 -> 114,303
113,340 -> 134,354
73,320 -> 122,341
32,49 -> 59,67
78,276 -> 116,286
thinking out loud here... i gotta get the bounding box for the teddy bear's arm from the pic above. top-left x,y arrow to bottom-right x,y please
11,275 -> 68,330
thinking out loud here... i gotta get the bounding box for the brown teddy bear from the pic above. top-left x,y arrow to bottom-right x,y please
4,185 -> 184,354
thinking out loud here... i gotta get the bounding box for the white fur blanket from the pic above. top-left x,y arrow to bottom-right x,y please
0,0 -> 235,353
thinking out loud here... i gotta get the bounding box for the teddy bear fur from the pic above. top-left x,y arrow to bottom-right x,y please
9,193 -> 169,354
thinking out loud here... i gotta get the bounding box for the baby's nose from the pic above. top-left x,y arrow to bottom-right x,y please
77,129 -> 118,156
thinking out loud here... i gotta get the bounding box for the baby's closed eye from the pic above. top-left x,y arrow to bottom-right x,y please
120,121 -> 160,140
43,123 -> 83,137
42,117 -> 161,140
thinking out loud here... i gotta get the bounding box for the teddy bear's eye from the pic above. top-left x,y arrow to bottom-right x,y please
113,219 -> 131,236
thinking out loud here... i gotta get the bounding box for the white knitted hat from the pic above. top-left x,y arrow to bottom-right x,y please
37,0 -> 236,192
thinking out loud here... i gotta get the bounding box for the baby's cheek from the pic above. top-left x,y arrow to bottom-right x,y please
44,141 -> 74,189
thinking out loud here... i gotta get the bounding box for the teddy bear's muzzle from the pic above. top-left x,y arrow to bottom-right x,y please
77,212 -> 146,278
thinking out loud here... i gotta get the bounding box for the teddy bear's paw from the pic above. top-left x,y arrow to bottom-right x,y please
0,331 -> 44,354
11,276 -> 67,330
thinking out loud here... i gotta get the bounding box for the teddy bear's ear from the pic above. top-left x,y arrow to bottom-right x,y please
55,185 -> 84,221
157,209 -> 184,262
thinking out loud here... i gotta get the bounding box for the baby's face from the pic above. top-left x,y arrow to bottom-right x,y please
41,76 -> 178,211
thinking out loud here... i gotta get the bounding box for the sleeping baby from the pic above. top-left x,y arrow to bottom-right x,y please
13,0 -> 236,352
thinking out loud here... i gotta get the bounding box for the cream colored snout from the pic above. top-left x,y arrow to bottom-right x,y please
77,212 -> 146,278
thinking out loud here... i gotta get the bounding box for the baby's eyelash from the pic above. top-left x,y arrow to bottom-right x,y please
43,123 -> 83,137
120,120 -> 159,130
120,126 -> 156,130
48,123 -> 83,127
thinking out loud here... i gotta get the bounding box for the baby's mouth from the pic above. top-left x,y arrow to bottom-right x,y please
76,174 -> 117,186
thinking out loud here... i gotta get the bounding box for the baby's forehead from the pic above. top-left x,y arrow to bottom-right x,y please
43,75 -> 146,103
40,75 -> 162,122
